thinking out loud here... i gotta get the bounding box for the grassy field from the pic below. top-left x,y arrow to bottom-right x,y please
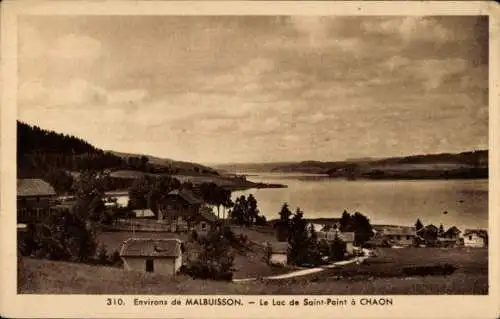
230,225 -> 277,246
19,247 -> 488,294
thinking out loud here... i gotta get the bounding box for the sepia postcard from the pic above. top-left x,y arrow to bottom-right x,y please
1,1 -> 499,318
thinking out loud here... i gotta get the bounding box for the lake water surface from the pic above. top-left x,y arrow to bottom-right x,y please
232,173 -> 488,230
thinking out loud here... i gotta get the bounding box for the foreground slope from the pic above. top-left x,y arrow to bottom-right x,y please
20,247 -> 487,295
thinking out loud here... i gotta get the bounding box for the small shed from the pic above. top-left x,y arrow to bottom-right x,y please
119,238 -> 183,275
266,241 -> 289,266
463,229 -> 488,248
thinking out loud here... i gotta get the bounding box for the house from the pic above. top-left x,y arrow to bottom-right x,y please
373,225 -> 416,247
416,224 -> 439,245
437,226 -> 462,247
317,224 -> 340,241
131,208 -> 156,218
119,238 -> 183,275
192,207 -> 219,236
157,189 -> 206,232
337,232 -> 355,254
266,241 -> 289,265
315,226 -> 355,254
463,229 -> 488,248
17,178 -> 56,223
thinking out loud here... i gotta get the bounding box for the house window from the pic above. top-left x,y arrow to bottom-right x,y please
469,236 -> 472,240
201,222 -> 206,230
396,235 -> 401,240
145,259 -> 154,272
36,196 -> 40,203
406,236 -> 410,240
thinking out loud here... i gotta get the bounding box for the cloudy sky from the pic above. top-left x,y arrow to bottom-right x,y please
17,15 -> 488,164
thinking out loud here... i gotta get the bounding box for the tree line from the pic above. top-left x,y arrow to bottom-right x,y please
18,121 -> 218,186
274,204 -> 373,267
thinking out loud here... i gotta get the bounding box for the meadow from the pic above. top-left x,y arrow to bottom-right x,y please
19,247 -> 488,295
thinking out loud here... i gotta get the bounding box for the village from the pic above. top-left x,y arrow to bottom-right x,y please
17,176 -> 488,291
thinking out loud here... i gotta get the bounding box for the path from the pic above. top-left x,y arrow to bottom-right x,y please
232,256 -> 367,282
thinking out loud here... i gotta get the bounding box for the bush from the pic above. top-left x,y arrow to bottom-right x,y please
109,250 -> 123,267
19,210 -> 97,263
97,245 -> 109,265
181,261 -> 233,281
329,236 -> 347,261
182,228 -> 235,281
190,229 -> 199,242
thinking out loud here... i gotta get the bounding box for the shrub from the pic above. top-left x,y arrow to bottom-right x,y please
20,210 -> 97,263
329,236 -> 347,261
182,228 -> 235,281
109,250 -> 123,268
97,245 -> 109,265
190,229 -> 199,242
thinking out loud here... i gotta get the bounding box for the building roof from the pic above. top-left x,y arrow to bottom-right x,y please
416,224 -> 438,234
444,226 -> 461,235
17,179 -> 56,197
321,224 -> 340,231
375,225 -> 416,236
463,229 -> 488,239
198,207 -> 219,223
267,241 -> 289,254
337,232 -> 355,243
119,238 -> 182,258
132,209 -> 156,218
167,189 -> 203,205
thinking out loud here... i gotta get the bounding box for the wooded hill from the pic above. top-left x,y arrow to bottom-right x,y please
17,121 -> 219,180
272,150 -> 488,179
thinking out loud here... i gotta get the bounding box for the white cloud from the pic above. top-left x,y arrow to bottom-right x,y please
414,58 -> 468,90
363,17 -> 456,44
48,78 -> 107,106
289,16 -> 330,47
18,80 -> 47,104
19,25 -> 103,62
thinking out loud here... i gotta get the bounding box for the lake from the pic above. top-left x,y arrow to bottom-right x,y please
232,173 -> 488,230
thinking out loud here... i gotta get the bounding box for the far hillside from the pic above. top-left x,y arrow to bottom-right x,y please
218,150 -> 488,180
108,150 -> 219,176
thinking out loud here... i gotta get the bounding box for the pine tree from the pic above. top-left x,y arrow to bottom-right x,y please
415,219 -> 424,231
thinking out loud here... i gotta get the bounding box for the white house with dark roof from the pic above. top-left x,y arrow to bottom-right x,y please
463,229 -> 488,248
119,238 -> 183,275
17,178 -> 56,223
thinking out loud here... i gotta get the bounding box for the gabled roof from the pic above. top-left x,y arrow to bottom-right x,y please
375,225 -> 416,236
338,232 -> 355,243
17,179 -> 56,197
417,224 -> 438,234
463,229 -> 488,239
120,238 -> 182,257
444,226 -> 461,235
166,189 -> 203,205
